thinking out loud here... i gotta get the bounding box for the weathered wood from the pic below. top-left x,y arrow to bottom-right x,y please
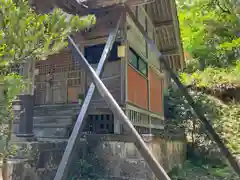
71,0 -> 155,9
82,7 -> 124,40
30,0 -> 155,15
125,4 -> 240,177
62,28 -> 171,180
168,0 -> 184,69
35,63 -> 86,105
127,15 -> 146,57
54,15 -> 123,180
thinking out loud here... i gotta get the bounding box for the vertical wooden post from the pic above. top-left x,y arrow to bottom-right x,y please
114,118 -> 121,134
16,59 -> 35,138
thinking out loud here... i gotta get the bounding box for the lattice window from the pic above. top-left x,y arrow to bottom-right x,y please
35,61 -> 86,104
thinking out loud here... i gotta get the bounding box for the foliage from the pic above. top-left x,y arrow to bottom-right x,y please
0,0 -> 95,144
174,0 -> 240,179
0,73 -> 24,152
169,160 -> 240,180
0,0 -> 95,179
0,0 -> 96,67
178,0 -> 240,68
0,73 -> 24,179
181,61 -> 240,89
68,159 -> 100,180
165,85 -> 240,156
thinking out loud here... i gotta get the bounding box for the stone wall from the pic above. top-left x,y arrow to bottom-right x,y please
5,134 -> 186,180
71,134 -> 186,179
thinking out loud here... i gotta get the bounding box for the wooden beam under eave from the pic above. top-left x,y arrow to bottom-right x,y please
168,0 -> 185,69
30,0 -> 156,15
75,0 -> 156,8
161,48 -> 179,56
154,20 -> 173,28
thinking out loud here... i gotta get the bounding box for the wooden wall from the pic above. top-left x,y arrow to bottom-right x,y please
127,14 -> 146,58
35,50 -> 86,105
34,48 -> 122,112
149,67 -> 164,114
87,60 -> 122,111
127,65 -> 148,109
126,6 -> 164,114
127,6 -> 161,71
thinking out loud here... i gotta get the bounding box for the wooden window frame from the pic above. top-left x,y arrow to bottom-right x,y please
129,47 -> 148,77
84,42 -> 121,64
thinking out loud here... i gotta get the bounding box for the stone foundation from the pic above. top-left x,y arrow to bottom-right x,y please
5,134 -> 185,180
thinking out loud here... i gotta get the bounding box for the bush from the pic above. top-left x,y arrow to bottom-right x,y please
165,84 -> 240,159
169,160 -> 240,180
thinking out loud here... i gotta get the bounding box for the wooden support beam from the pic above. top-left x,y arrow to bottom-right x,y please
81,7 -> 124,40
74,0 -> 156,8
161,48 -> 179,56
155,20 -> 173,28
54,14 -> 123,180
30,0 -> 156,15
125,4 -> 240,177
55,11 -> 171,180
169,0 -> 185,69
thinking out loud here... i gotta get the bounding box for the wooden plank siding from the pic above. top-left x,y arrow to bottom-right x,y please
34,48 -> 123,113
86,60 -> 122,108
127,15 -> 147,58
35,50 -> 86,105
127,65 -> 148,110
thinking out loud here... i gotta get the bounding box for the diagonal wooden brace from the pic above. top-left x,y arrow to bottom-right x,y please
54,13 -> 123,180
62,18 -> 171,180
124,4 -> 240,177
55,12 -> 171,180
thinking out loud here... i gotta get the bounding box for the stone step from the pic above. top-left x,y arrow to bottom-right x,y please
34,104 -> 81,110
33,126 -> 72,138
33,113 -> 75,138
34,123 -> 72,128
33,116 -> 73,124
34,107 -> 80,113
34,109 -> 81,117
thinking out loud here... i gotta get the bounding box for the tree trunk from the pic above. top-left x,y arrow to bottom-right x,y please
192,119 -> 196,149
2,157 -> 9,180
1,105 -> 14,180
21,59 -> 36,95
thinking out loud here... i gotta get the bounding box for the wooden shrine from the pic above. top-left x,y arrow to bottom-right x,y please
29,0 -> 184,135
24,1 -> 185,179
